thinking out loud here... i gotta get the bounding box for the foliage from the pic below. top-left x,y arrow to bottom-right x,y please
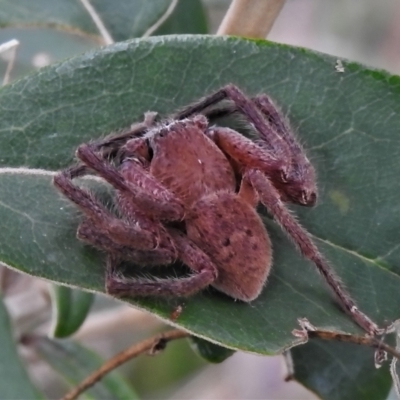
0,1 -> 399,399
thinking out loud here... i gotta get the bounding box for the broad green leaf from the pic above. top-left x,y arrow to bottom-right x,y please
190,336 -> 235,363
291,340 -> 392,400
0,36 -> 400,358
0,295 -> 42,399
52,285 -> 94,338
0,0 -> 173,40
154,0 -> 208,35
0,0 -> 97,35
30,334 -> 139,400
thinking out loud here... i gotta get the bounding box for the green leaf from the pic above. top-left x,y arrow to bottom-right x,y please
0,36 -> 400,357
0,0 -> 97,35
291,340 -> 392,400
52,286 -> 94,338
30,335 -> 139,400
190,336 -> 235,363
0,295 -> 42,399
153,0 -> 208,35
0,0 -> 173,40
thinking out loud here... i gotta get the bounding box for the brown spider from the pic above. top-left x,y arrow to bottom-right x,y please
53,84 -> 379,336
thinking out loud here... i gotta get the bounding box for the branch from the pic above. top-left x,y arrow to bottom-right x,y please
1,39 -> 19,86
61,329 -> 189,400
293,319 -> 400,362
217,0 -> 286,38
143,0 -> 179,37
79,0 -> 114,45
307,330 -> 400,361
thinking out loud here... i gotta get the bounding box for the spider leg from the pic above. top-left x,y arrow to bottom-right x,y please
55,163 -> 95,182
252,95 -> 295,147
205,126 -> 379,334
174,84 -> 291,163
119,137 -> 150,167
206,126 -> 286,183
54,171 -> 162,250
252,95 -> 312,176
209,122 -> 316,206
78,218 -> 177,266
76,144 -> 185,221
87,111 -> 158,158
244,168 -> 380,336
106,228 -> 218,298
204,93 -> 304,164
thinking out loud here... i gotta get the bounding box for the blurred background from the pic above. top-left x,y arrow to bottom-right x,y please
1,0 -> 399,398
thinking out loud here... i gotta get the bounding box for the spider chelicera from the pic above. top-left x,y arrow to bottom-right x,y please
54,84 -> 379,336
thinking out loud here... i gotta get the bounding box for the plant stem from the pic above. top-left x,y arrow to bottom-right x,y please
60,329 -> 189,400
79,0 -> 114,45
307,330 -> 400,360
1,39 -> 19,85
143,0 -> 179,37
217,0 -> 286,38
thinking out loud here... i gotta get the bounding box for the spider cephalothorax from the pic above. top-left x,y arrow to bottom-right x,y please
54,84 -> 379,335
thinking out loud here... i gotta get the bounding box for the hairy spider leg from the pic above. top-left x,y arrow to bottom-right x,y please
77,219 -> 177,266
174,85 -> 318,205
54,162 -> 180,289
252,95 -> 299,152
203,94 -> 302,159
119,137 -> 150,167
204,126 -> 378,335
76,144 -> 185,221
252,95 -> 317,207
53,171 -> 159,250
206,125 -> 283,176
174,84 -> 291,167
245,169 -> 380,336
55,116 -> 155,184
86,111 -> 158,159
175,85 -> 316,206
64,142 -> 219,298
106,228 -> 218,298
204,94 -> 313,191
75,131 -> 219,298
57,163 -> 157,232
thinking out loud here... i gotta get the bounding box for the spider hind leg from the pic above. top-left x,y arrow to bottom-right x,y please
106,229 -> 218,298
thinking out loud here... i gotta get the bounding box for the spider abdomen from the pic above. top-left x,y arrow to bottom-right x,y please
186,191 -> 272,302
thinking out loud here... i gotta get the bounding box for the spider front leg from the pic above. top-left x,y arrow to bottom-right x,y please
203,93 -> 297,153
244,168 -> 380,336
206,126 -> 286,184
207,126 -> 379,335
174,84 -> 291,163
106,229 -> 218,298
205,93 -> 309,180
178,86 -> 317,206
